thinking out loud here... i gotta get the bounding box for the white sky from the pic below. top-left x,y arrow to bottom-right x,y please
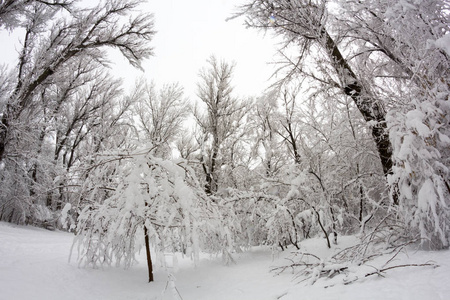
0,0 -> 281,100
122,0 -> 280,99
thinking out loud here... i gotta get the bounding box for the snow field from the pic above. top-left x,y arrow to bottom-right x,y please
1,222 -> 449,300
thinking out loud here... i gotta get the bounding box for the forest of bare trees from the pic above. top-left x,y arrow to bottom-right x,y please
1,0 -> 448,283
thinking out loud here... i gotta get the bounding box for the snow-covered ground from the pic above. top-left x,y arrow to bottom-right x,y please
1,221 -> 449,300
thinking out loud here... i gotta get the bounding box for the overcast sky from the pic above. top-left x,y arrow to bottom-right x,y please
124,0 -> 280,99
0,0 -> 281,100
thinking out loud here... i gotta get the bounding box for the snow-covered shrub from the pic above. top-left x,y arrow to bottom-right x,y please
72,146 -> 223,271
388,84 -> 450,249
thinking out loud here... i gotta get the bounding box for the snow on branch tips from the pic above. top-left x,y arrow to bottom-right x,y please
71,146 -> 222,282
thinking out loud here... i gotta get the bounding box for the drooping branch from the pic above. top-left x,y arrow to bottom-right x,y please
0,0 -> 155,162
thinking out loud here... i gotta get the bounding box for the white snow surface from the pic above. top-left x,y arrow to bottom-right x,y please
1,222 -> 449,300
435,33 -> 450,56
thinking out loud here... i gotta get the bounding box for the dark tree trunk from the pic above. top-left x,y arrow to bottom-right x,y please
0,114 -> 9,162
144,225 -> 154,282
359,185 -> 364,223
285,120 -> 301,165
321,30 -> 395,199
313,207 -> 331,249
203,164 -> 212,195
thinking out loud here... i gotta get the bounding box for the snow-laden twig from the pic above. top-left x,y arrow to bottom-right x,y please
365,262 -> 438,278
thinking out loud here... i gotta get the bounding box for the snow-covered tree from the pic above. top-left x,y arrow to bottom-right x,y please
133,80 -> 189,157
0,0 -> 73,31
0,0 -> 154,162
72,146 -> 224,282
0,0 -> 155,225
369,0 -> 450,248
249,90 -> 286,178
239,0 -> 450,249
238,0 -> 394,178
193,56 -> 250,195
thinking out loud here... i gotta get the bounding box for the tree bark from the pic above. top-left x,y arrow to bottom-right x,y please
313,207 -> 331,249
0,114 -> 9,163
321,30 -> 394,184
144,225 -> 154,282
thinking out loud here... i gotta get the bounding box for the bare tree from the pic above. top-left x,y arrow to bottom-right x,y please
176,132 -> 199,161
239,0 -> 450,249
0,0 -> 155,163
276,85 -> 304,165
0,0 -> 155,225
133,81 -> 189,157
0,0 -> 73,30
238,0 -> 393,179
194,56 -> 249,195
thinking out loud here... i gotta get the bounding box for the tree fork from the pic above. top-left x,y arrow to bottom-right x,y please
313,207 -> 331,249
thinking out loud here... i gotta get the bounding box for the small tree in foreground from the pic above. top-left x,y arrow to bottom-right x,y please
71,145 -> 222,282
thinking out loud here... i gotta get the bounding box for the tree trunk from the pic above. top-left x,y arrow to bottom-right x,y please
321,30 -> 394,186
313,207 -> 331,249
144,225 -> 154,282
0,113 -> 9,162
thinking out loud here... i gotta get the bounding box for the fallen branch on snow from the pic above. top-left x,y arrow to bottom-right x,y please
365,262 -> 438,277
